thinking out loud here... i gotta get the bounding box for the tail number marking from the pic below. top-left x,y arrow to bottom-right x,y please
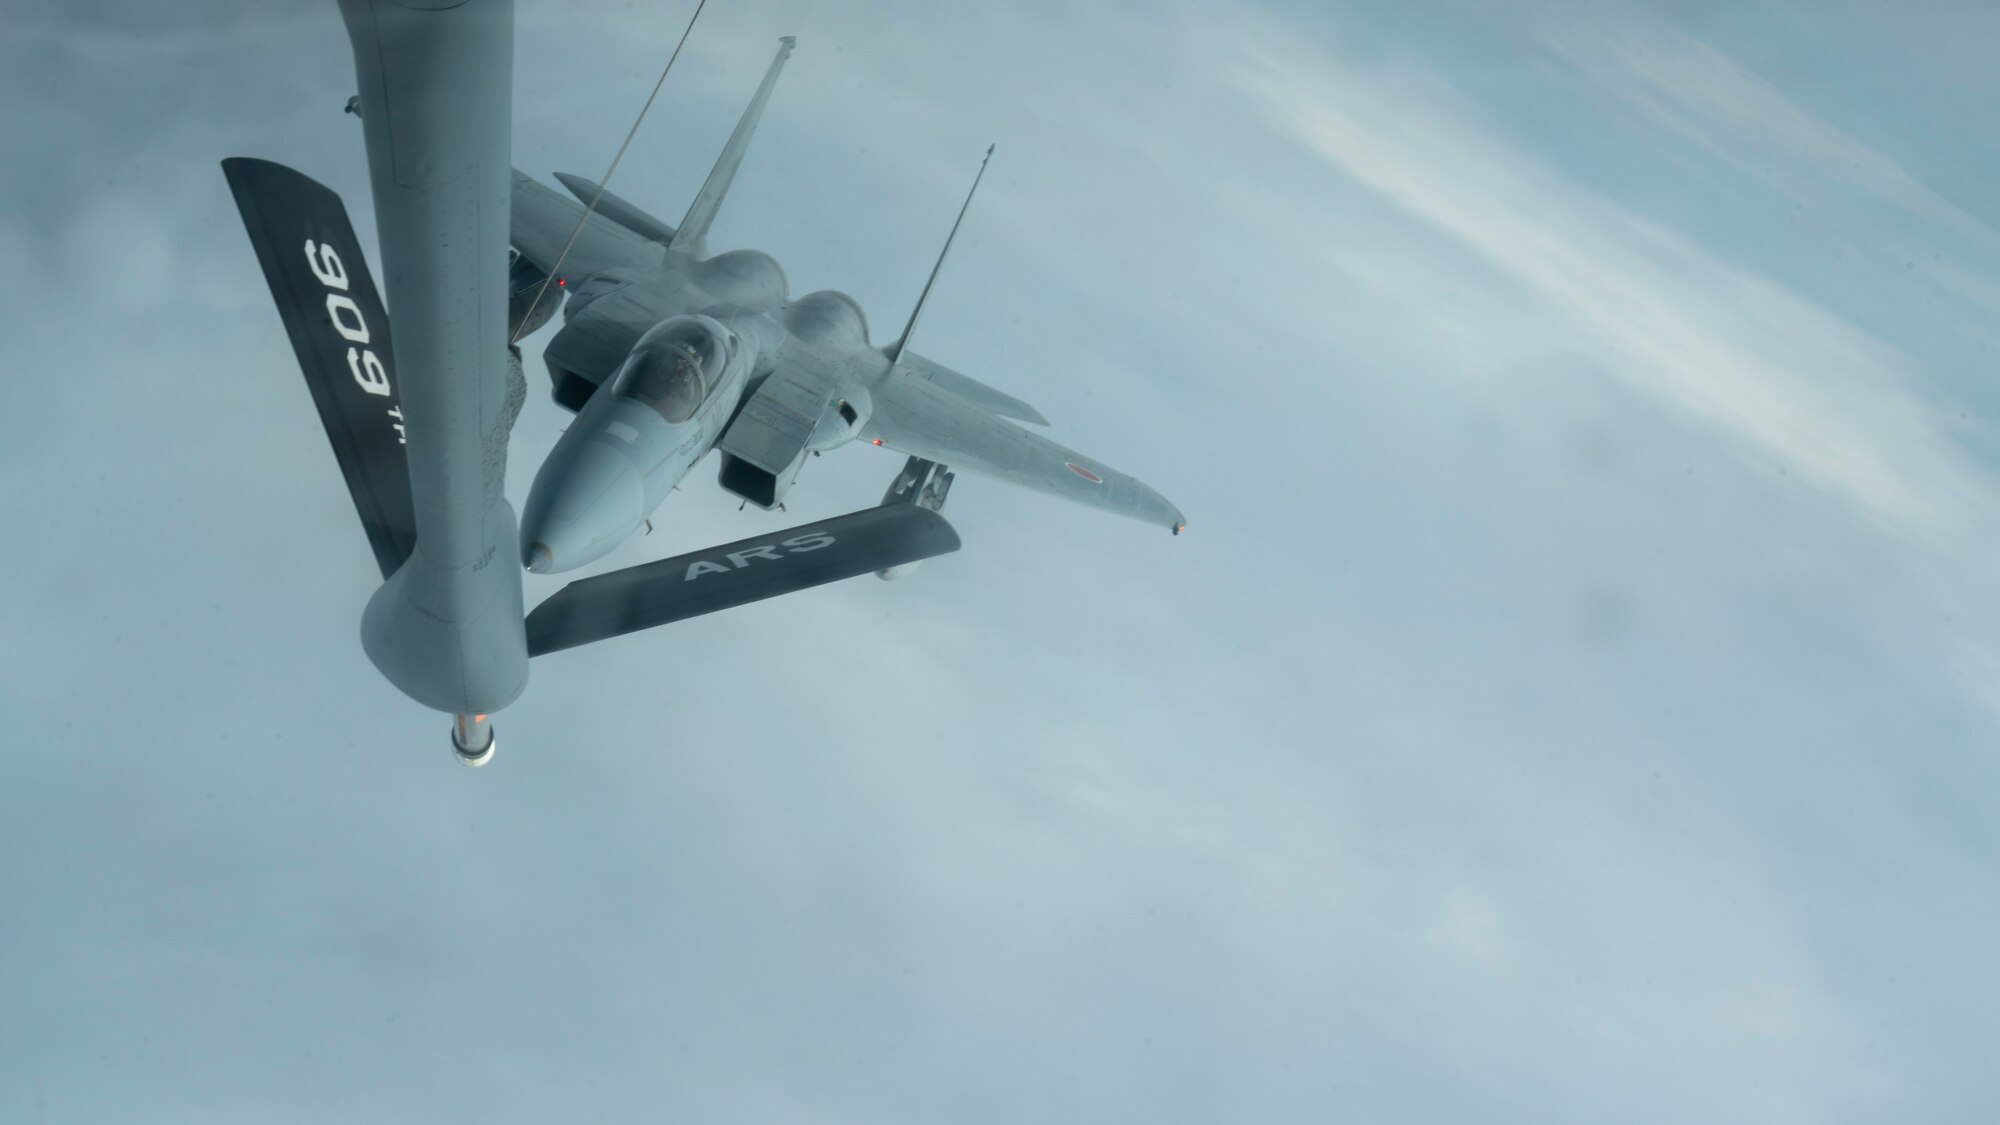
305,239 -> 404,443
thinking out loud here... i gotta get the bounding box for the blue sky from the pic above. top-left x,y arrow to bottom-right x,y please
3,1 -> 1997,1121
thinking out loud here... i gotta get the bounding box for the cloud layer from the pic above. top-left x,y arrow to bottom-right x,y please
3,2 -> 1997,1122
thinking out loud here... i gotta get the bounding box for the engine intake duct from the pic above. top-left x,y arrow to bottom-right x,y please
714,363 -> 832,508
717,454 -> 780,509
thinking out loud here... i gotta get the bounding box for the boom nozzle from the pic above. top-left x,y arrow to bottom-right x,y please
452,714 -> 496,767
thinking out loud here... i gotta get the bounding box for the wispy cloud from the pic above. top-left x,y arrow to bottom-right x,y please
1231,32 -> 1991,539
1537,16 -> 2000,329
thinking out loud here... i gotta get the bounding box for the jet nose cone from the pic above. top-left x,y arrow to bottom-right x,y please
519,440 -> 647,573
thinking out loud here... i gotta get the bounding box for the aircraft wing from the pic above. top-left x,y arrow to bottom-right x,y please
898,349 -> 1049,426
865,370 -> 1184,533
510,168 -> 659,279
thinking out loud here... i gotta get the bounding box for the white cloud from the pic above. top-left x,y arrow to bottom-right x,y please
1231,34 -> 1993,539
1537,16 -> 2000,342
13,4 -> 2000,1122
1539,18 -> 1999,249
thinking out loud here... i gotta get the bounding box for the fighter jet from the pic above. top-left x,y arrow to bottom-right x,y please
506,37 -> 1186,576
222,4 -> 1174,762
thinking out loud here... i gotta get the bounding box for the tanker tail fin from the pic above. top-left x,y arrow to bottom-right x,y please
223,157 -> 417,580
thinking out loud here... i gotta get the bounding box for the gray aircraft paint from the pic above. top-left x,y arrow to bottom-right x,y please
336,0 -> 528,730
13,3 -> 2000,1121
521,313 -> 754,572
512,36 -> 1185,574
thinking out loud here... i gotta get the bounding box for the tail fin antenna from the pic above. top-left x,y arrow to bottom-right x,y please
669,36 -> 796,258
886,144 -> 994,365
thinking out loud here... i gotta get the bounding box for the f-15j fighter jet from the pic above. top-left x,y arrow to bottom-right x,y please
509,35 -> 1184,576
223,3 -> 1177,763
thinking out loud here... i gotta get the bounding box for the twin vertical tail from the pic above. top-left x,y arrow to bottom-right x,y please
665,32 -> 992,369
669,35 -> 796,258
885,144 -> 995,365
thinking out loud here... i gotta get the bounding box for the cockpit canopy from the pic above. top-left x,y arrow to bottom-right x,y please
611,315 -> 732,423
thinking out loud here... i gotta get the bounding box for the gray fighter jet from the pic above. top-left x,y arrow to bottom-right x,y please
507,37 -> 1185,575
223,4 -> 1175,762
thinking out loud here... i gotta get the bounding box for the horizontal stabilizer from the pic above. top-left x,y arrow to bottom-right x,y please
526,505 -> 960,656
222,157 -> 417,578
553,172 -> 678,244
510,168 -> 656,281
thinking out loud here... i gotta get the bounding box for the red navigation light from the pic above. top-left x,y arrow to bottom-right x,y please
556,277 -> 566,287
871,438 -> 883,446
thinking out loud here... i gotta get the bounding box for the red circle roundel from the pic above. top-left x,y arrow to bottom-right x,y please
1065,462 -> 1104,484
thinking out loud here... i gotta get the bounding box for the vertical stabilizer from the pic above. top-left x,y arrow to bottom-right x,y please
669,36 -> 795,257
885,144 -> 994,365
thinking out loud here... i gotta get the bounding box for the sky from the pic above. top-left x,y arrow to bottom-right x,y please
3,0 -> 1999,1120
